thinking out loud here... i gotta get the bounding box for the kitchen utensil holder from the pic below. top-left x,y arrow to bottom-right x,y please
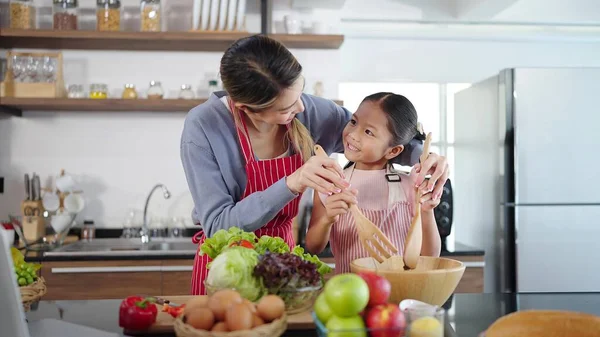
1,51 -> 67,98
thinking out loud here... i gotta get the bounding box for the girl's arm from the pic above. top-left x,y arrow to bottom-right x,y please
306,188 -> 359,254
305,192 -> 335,254
420,209 -> 441,257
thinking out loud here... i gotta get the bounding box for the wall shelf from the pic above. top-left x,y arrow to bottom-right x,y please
0,29 -> 345,51
0,97 -> 344,116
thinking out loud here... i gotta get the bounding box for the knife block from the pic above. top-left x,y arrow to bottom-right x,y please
21,200 -> 46,243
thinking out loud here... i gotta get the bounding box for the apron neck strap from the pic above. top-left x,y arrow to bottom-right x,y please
347,163 -> 406,205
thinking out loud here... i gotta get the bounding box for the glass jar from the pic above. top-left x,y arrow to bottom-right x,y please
178,84 -> 194,99
67,84 -> 85,98
146,80 -> 163,99
208,80 -> 218,95
140,0 -> 160,32
53,0 -> 78,30
96,0 -> 120,31
122,84 -> 138,99
10,0 -> 35,29
89,83 -> 108,99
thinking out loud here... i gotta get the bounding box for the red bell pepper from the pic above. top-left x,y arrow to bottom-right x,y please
229,240 -> 254,249
118,296 -> 158,330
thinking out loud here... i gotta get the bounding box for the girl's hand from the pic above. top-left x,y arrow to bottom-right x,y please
413,152 -> 450,201
286,156 -> 350,195
323,189 -> 358,223
419,190 -> 440,213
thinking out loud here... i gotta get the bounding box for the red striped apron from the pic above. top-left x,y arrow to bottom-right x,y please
190,99 -> 303,295
330,164 -> 413,274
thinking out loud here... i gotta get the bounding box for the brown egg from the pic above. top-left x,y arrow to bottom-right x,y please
208,289 -> 242,321
184,296 -> 209,316
242,298 -> 257,314
211,322 -> 228,332
184,307 -> 214,331
256,295 -> 285,322
252,314 -> 265,328
225,303 -> 253,331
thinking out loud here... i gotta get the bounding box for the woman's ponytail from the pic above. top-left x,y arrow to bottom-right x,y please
288,118 -> 314,163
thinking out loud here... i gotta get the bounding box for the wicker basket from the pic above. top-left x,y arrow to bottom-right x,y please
19,277 -> 47,312
174,314 -> 288,337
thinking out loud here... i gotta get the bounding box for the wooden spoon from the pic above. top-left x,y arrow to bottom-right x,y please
314,145 -> 398,263
402,132 -> 432,270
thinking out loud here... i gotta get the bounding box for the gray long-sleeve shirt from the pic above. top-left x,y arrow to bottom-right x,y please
180,91 -> 352,238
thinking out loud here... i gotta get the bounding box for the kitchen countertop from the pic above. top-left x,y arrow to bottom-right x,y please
23,241 -> 483,262
25,292 -> 600,337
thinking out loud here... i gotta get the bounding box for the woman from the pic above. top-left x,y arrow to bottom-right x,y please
180,35 -> 450,295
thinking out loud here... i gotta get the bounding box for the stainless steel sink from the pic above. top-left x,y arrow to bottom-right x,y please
44,238 -> 197,257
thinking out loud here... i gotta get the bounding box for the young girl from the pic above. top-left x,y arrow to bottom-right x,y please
305,92 -> 442,273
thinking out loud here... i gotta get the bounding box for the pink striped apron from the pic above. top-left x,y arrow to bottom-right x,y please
190,99 -> 303,295
330,164 -> 413,274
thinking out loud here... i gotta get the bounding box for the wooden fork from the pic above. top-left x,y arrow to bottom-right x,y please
402,132 -> 432,270
314,145 -> 399,263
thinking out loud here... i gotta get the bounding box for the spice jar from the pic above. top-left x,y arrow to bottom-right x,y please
10,0 -> 35,29
53,0 -> 78,30
96,0 -> 121,31
140,0 -> 161,32
178,84 -> 194,99
89,83 -> 108,99
122,84 -> 138,99
146,80 -> 163,99
68,84 -> 85,98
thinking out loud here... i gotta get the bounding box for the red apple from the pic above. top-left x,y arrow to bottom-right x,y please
365,304 -> 406,337
356,271 -> 391,307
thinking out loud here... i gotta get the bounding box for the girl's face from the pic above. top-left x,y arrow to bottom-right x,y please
342,100 -> 404,170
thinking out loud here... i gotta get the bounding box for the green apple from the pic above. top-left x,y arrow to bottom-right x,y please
326,315 -> 367,337
324,273 -> 369,317
314,293 -> 334,324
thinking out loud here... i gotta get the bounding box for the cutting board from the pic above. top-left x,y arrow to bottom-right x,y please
125,295 -> 315,335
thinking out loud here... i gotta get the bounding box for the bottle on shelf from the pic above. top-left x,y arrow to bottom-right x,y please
97,0 -> 121,31
140,0 -> 161,32
53,0 -> 79,31
122,84 -> 138,99
146,80 -> 164,99
178,84 -> 195,99
10,0 -> 35,29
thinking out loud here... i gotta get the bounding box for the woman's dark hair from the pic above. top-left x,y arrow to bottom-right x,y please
220,35 -> 313,161
344,92 -> 425,169
363,92 -> 424,146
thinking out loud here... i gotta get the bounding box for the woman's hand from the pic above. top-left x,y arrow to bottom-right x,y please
323,189 -> 358,223
286,156 -> 350,195
414,152 -> 450,202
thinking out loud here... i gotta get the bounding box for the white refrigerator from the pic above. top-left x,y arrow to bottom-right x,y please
454,67 -> 600,293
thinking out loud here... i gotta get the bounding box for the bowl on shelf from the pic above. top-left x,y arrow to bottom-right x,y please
350,256 -> 465,306
204,280 -> 322,314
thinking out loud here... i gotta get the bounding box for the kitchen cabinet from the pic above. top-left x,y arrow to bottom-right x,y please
40,259 -> 194,300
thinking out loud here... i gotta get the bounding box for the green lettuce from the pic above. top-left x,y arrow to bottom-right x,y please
254,235 -> 290,255
200,227 -> 257,259
292,246 -> 333,275
205,246 -> 266,302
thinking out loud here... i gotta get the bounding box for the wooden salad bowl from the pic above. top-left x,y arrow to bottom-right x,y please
350,256 -> 465,306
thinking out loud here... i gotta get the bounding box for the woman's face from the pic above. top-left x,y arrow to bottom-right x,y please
342,100 -> 403,169
239,77 -> 305,126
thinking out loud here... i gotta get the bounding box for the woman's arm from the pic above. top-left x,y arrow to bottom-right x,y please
298,94 -> 352,155
420,209 -> 441,257
181,140 -> 297,238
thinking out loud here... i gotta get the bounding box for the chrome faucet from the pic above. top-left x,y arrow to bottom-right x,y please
141,183 -> 171,244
